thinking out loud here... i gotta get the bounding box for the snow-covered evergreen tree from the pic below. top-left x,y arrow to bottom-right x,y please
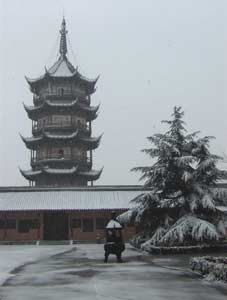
120,107 -> 226,246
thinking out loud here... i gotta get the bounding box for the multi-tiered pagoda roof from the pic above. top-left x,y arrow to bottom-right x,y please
20,18 -> 103,187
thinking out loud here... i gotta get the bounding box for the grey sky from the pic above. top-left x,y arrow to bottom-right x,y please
0,0 -> 227,186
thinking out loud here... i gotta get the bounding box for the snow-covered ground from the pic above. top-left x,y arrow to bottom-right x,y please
0,245 -> 73,285
0,244 -> 227,300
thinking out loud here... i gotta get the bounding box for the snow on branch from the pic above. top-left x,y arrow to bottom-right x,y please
117,209 -> 135,225
158,215 -> 220,246
142,226 -> 167,249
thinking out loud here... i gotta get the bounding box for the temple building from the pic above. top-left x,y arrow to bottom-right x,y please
20,18 -> 102,187
0,186 -> 140,242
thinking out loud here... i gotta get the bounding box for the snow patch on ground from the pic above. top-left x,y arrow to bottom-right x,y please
0,245 -> 73,285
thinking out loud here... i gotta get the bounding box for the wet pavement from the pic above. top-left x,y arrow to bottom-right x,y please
0,244 -> 227,300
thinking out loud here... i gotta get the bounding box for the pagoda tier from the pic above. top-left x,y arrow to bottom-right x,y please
23,100 -> 100,121
30,156 -> 92,169
20,131 -> 102,151
20,167 -> 103,182
25,56 -> 99,95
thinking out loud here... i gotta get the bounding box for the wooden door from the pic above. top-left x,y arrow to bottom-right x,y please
43,212 -> 69,240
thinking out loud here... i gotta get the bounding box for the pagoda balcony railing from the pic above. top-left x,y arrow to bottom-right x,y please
31,156 -> 91,166
32,122 -> 90,134
33,93 -> 90,105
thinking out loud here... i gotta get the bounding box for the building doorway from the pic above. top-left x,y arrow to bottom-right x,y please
43,212 -> 69,240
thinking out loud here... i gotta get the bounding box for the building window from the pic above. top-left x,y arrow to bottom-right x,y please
18,220 -> 30,233
29,219 -> 40,229
5,220 -> 16,229
96,218 -> 108,230
0,220 -> 5,229
82,218 -> 94,232
0,220 -> 16,229
71,218 -> 81,229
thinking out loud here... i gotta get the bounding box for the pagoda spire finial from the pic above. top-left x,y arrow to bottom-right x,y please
59,17 -> 68,58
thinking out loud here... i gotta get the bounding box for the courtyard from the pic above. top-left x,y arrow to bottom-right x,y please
0,244 -> 226,300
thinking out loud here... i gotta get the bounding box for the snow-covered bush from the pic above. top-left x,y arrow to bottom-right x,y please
125,106 -> 227,247
190,256 -> 227,283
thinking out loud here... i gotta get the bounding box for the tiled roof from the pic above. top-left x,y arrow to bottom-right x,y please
0,185 -> 225,212
0,188 -> 142,211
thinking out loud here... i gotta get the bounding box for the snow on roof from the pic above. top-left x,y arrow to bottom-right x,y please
106,220 -> 123,229
46,100 -> 78,107
44,131 -> 78,139
79,169 -> 103,177
26,57 -> 97,87
23,100 -> 99,116
80,135 -> 102,143
48,57 -> 76,77
43,166 -> 78,174
20,170 -> 42,176
21,131 -> 101,145
0,189 -> 141,211
20,135 -> 42,143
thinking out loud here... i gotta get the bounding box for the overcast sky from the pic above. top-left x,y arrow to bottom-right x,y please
0,0 -> 227,186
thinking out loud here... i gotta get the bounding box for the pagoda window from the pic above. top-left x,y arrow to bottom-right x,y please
52,115 -> 71,126
58,149 -> 64,158
48,81 -> 51,93
82,218 -> 94,232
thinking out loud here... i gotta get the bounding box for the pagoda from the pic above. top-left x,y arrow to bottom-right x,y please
20,18 -> 103,187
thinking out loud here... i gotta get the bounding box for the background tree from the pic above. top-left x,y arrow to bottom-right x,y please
119,107 -> 226,247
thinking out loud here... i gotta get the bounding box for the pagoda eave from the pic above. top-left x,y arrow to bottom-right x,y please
78,168 -> 103,181
20,132 -> 102,150
25,72 -> 97,95
20,166 -> 102,181
23,100 -> 100,121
